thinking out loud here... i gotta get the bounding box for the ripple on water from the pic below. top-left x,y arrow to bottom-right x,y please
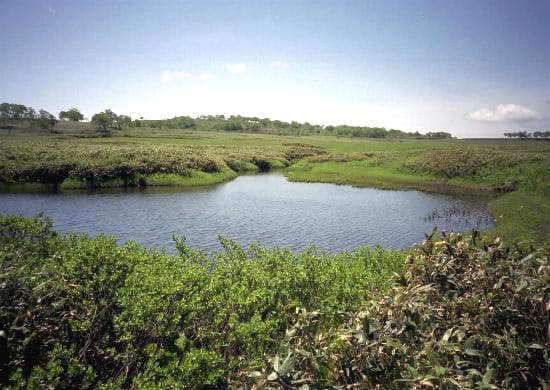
0,173 -> 494,253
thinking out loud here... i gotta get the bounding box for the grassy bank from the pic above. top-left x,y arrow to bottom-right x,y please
57,169 -> 238,189
286,142 -> 550,244
1,131 -> 549,243
1,214 -> 547,388
0,134 -> 321,189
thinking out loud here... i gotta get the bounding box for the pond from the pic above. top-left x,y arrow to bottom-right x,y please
0,173 -> 494,253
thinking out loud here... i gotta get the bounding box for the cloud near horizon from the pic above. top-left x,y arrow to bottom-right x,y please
270,60 -> 290,69
466,104 -> 540,123
222,63 -> 249,74
161,70 -> 216,82
161,70 -> 193,82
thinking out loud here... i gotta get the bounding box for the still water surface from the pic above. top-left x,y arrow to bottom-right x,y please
0,173 -> 494,253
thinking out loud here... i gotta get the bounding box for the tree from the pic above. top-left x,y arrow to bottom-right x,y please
425,131 -> 453,139
91,109 -> 118,134
223,119 -> 243,132
0,102 -> 34,121
0,103 -> 11,124
59,107 -> 84,122
91,109 -> 131,134
533,131 -> 550,140
10,104 -> 28,120
115,114 -> 132,130
503,131 -> 535,140
37,110 -> 58,132
174,116 -> 195,129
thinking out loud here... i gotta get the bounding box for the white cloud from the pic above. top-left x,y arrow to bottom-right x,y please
161,70 -> 194,82
270,60 -> 290,69
47,6 -> 56,15
160,70 -> 216,82
466,103 -> 540,123
222,63 -> 249,74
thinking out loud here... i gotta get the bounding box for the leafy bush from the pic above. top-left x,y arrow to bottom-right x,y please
404,147 -> 545,180
1,215 -> 547,388
237,230 -> 549,388
0,214 -> 401,388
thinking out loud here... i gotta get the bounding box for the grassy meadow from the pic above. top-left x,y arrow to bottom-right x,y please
1,126 -> 549,244
1,126 -> 549,388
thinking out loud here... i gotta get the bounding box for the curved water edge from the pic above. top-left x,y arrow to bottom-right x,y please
0,172 -> 495,253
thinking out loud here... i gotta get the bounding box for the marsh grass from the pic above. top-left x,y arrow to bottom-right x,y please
1,132 -> 548,242
0,137 -> 324,189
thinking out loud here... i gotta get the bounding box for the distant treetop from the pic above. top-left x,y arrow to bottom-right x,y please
504,131 -> 550,140
59,108 -> 84,122
1,101 -> 463,139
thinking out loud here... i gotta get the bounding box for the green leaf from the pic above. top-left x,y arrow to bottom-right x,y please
272,354 -> 280,372
296,348 -> 312,357
464,348 -> 483,357
278,352 -> 296,377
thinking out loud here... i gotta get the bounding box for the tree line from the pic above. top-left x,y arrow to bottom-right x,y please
136,114 -> 454,139
503,131 -> 550,140
0,102 -> 59,132
1,101 -> 455,139
0,103 -> 132,135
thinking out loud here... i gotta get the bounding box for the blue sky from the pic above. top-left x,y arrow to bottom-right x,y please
1,0 -> 549,137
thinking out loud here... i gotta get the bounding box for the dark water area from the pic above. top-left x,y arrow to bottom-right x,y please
0,173 -> 494,253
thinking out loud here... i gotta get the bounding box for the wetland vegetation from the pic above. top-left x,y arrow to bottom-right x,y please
2,0 -> 549,386
1,122 -> 548,244
1,119 -> 549,388
1,214 -> 547,388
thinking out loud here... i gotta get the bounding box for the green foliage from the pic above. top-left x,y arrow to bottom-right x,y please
1,215 -> 547,388
0,138 -> 325,188
0,102 -> 37,122
404,147 -> 546,183
132,113 -> 454,139
424,131 -> 453,139
116,115 -> 132,130
90,110 -> 132,134
505,131 -> 550,140
37,110 -> 58,132
91,109 -> 119,134
59,108 -> 84,122
237,231 -> 549,388
0,103 -> 60,133
0,214 -> 402,388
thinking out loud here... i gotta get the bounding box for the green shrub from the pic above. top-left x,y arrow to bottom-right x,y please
238,230 -> 549,388
1,215 -> 547,388
0,214 -> 402,388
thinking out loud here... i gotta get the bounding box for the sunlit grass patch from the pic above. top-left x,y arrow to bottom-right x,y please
145,169 -> 237,187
